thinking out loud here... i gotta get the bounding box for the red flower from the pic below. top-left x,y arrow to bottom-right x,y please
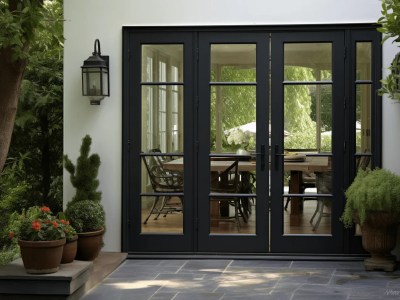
60,219 -> 70,225
9,232 -> 14,239
31,221 -> 42,231
41,206 -> 51,213
52,221 -> 59,228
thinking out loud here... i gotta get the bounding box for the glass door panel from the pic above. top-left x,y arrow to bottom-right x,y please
198,33 -> 269,252
209,45 -> 257,235
140,45 -> 185,234
271,32 -> 344,253
355,42 -> 372,173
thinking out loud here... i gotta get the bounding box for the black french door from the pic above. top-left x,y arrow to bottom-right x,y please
197,32 -> 269,252
270,32 -> 345,253
122,27 -> 381,254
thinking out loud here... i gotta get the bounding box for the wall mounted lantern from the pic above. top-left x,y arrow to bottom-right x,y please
81,39 -> 110,105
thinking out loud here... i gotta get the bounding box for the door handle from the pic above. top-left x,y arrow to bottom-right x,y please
255,144 -> 266,171
274,144 -> 284,170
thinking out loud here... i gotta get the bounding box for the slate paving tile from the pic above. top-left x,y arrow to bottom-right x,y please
81,259 -> 400,300
172,292 -> 225,300
229,260 -> 292,268
148,292 -> 178,300
291,260 -> 363,269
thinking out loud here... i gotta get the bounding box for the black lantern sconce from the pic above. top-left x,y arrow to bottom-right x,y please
81,39 -> 110,105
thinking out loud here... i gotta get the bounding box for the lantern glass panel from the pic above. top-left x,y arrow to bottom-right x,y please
102,68 -> 109,95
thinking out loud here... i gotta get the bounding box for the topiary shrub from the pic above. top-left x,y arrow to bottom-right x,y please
64,135 -> 101,203
341,168 -> 400,228
65,200 -> 105,233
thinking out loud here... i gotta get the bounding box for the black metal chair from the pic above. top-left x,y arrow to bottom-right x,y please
142,151 -> 183,224
210,157 -> 245,230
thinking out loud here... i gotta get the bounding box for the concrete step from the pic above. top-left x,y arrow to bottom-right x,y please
0,252 -> 127,300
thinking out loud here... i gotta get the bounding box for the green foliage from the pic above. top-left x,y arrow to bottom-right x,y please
377,0 -> 400,43
0,156 -> 35,247
65,200 -> 105,233
8,206 -> 68,241
4,0 -> 63,213
341,168 -> 400,227
64,135 -> 102,203
0,0 -> 46,60
377,0 -> 400,101
0,244 -> 19,266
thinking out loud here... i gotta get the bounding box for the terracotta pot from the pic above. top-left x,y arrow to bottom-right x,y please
358,212 -> 399,272
18,238 -> 66,274
61,235 -> 78,264
76,228 -> 104,261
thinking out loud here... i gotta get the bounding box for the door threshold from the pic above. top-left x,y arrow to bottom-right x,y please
127,252 -> 367,261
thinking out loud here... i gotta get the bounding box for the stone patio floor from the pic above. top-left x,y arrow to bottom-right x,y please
82,258 -> 400,300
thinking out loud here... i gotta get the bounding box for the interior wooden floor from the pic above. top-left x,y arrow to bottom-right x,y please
141,197 -> 331,235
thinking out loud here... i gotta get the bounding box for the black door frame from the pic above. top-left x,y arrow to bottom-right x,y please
270,31 -> 346,253
197,32 -> 270,252
122,25 -> 382,255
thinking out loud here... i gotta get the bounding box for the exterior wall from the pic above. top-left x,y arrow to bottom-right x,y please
64,0 -> 398,252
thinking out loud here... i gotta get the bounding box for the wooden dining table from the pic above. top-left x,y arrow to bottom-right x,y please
163,156 -> 330,226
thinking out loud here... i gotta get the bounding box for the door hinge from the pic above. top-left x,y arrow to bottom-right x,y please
344,96 -> 346,110
343,140 -> 347,153
196,48 -> 199,61
344,47 -> 347,59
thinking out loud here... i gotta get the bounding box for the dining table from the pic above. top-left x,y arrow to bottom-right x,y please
163,155 -> 330,226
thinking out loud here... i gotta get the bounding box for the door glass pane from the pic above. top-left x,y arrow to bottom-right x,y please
140,44 -> 184,234
211,86 -> 256,153
355,84 -> 372,173
356,42 -> 372,81
209,44 -> 257,235
283,42 -> 333,235
211,44 -> 256,82
209,85 -> 257,234
283,81 -> 333,235
142,45 -> 183,82
284,43 -> 332,81
284,85 -> 332,153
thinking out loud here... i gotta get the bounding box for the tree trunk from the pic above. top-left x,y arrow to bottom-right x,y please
0,47 -> 27,172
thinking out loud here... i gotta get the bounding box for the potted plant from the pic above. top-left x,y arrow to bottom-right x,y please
341,168 -> 400,271
8,206 -> 68,274
64,134 -> 105,261
65,200 -> 105,260
58,213 -> 78,264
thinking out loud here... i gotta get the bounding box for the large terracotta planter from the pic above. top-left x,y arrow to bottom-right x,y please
76,228 -> 104,261
18,238 -> 66,274
358,212 -> 399,272
61,235 -> 78,264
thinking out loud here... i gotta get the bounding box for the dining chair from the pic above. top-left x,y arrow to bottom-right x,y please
210,157 -> 245,230
141,151 -> 184,224
284,171 -> 317,211
310,171 -> 332,231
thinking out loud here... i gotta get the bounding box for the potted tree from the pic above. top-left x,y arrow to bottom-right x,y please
64,135 -> 105,261
341,168 -> 400,271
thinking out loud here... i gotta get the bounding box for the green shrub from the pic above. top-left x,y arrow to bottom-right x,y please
341,168 -> 400,227
0,245 -> 19,266
64,135 -> 101,203
65,200 -> 105,233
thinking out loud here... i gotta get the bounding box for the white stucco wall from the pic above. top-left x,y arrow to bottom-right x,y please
64,0 -> 396,252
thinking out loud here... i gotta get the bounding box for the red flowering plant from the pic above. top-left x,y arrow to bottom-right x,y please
57,212 -> 77,242
8,206 -> 71,242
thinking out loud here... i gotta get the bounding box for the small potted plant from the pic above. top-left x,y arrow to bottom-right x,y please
64,134 -> 105,261
8,206 -> 67,274
58,213 -> 78,264
341,168 -> 400,271
65,200 -> 105,261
